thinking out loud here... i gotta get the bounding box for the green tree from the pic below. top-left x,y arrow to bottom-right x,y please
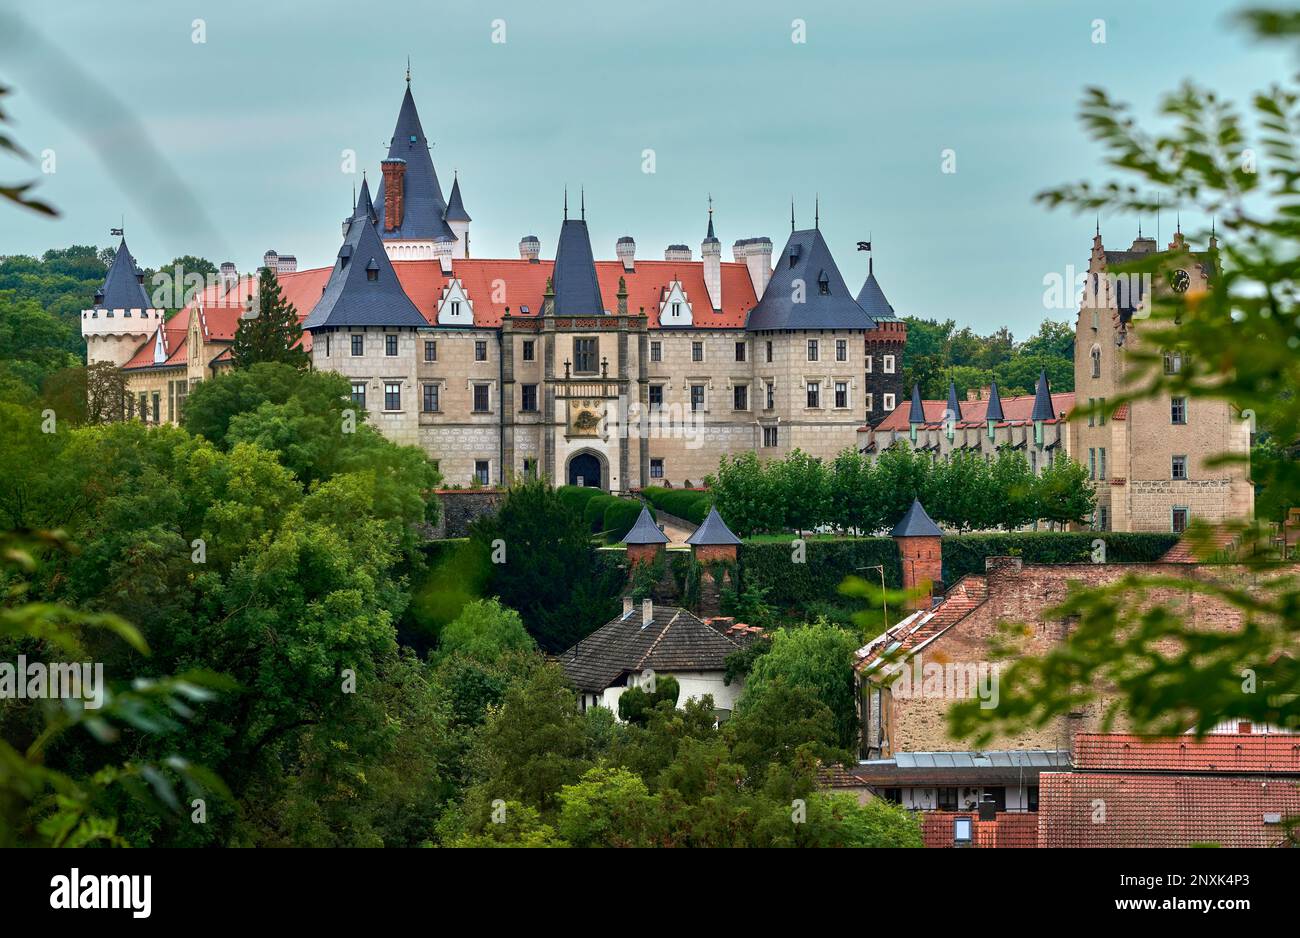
617,675 -> 681,726
707,450 -> 785,536
740,621 -> 861,749
1035,454 -> 1096,529
230,267 -> 308,369
438,597 -> 534,662
776,448 -> 831,536
556,766 -> 654,847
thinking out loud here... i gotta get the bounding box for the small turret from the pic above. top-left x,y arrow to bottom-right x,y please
81,234 -> 164,367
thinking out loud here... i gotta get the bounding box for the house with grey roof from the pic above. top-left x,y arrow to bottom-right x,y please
560,598 -> 744,719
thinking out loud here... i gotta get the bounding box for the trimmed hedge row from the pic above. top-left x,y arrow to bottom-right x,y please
581,493 -> 649,542
642,486 -> 712,526
941,531 -> 1179,582
739,531 -> 1180,609
557,485 -> 605,515
739,538 -> 903,608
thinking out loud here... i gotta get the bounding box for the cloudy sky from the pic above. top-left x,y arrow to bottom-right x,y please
0,0 -> 1286,334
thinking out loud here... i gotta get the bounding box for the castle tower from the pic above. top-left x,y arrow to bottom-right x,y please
622,507 -> 669,568
857,250 -> 908,426
891,498 -> 943,610
445,172 -> 471,259
81,235 -> 163,367
701,200 -> 722,311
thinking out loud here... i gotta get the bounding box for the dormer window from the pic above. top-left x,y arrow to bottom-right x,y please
788,245 -> 801,268
366,258 -> 380,282
817,270 -> 830,295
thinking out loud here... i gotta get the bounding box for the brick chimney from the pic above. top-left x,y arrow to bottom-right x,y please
641,598 -> 654,627
623,595 -> 634,617
381,158 -> 406,231
891,498 -> 943,610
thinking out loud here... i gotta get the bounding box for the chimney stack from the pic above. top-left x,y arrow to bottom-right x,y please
733,237 -> 773,297
381,158 -> 406,231
519,235 -> 541,262
616,236 -> 636,271
623,595 -> 634,616
641,598 -> 654,627
219,262 -> 238,295
664,244 -> 692,262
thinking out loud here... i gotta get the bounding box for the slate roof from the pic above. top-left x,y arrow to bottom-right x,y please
371,85 -> 456,242
891,498 -> 943,537
873,390 -> 1076,432
907,383 -> 925,424
686,506 -> 741,546
550,218 -> 605,315
1030,369 -> 1055,421
355,177 -> 377,226
302,200 -> 428,330
94,238 -> 150,310
855,263 -> 900,322
984,380 -> 1005,422
945,380 -> 963,422
622,507 -> 669,545
560,604 -> 743,691
445,175 -> 471,222
745,228 -> 877,332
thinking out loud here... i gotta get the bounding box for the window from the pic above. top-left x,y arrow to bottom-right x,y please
473,384 -> 490,412
1088,397 -> 1095,427
522,339 -> 535,362
521,383 -> 538,412
324,334 -> 331,357
383,382 -> 401,411
835,339 -> 847,362
1099,447 -> 1107,480
1089,447 -> 1097,480
866,392 -> 874,412
733,385 -> 748,410
151,391 -> 160,424
450,301 -> 460,318
350,381 -> 366,408
1171,396 -> 1187,425
649,458 -> 664,479
690,384 -> 705,412
1172,507 -> 1189,533
835,381 -> 848,408
691,341 -> 704,363
424,339 -> 437,362
766,382 -> 775,410
762,426 -> 779,447
735,341 -> 746,362
649,384 -> 663,408
422,383 -> 439,412
385,334 -> 398,356
883,355 -> 895,374
138,392 -> 147,422
475,340 -> 488,362
1099,397 -> 1107,425
865,355 -> 873,373
1172,454 -> 1187,480
953,816 -> 973,845
1091,346 -> 1101,378
937,788 -> 959,811
883,392 -> 895,411
671,301 -> 682,318
351,334 -> 364,356
1164,351 -> 1182,374
650,341 -> 662,363
1030,449 -> 1038,474
1094,506 -> 1110,531
806,382 -> 820,408
523,458 -> 538,479
574,338 -> 597,373
807,339 -> 819,361
475,461 -> 490,486
765,341 -> 773,363
367,267 -> 378,282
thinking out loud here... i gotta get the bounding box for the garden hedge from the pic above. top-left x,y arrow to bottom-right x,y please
583,494 -> 623,532
739,531 -> 1180,609
642,486 -> 712,526
557,484 -> 605,515
603,498 -> 649,542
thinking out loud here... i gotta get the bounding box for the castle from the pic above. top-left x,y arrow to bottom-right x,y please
82,77 -> 907,491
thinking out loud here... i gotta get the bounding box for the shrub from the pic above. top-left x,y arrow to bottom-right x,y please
557,484 -> 604,515
642,486 -> 711,525
603,498 -> 648,542
583,494 -> 622,533
739,538 -> 902,609
940,531 -> 1180,582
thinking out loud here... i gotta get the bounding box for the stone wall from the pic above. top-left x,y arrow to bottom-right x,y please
428,488 -> 505,539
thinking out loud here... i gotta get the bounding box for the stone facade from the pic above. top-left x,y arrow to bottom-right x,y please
1070,229 -> 1254,532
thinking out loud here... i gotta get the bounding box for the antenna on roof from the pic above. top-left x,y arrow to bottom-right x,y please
564,187 -> 568,220
1095,215 -> 1100,237
581,186 -> 585,221
790,199 -> 795,232
814,193 -> 819,230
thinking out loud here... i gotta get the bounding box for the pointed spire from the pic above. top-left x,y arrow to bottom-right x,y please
908,382 -> 926,425
814,193 -> 820,230
406,56 -> 411,85
564,187 -> 568,220
704,194 -> 717,242
686,506 -> 742,546
1031,369 -> 1055,422
93,236 -> 150,310
946,379 -> 963,423
355,176 -> 376,223
891,498 -> 943,538
791,199 -> 795,233
984,380 -> 1005,423
373,80 -> 453,242
445,172 -> 470,222
580,186 -> 585,221
623,507 -> 669,545
551,202 -> 603,316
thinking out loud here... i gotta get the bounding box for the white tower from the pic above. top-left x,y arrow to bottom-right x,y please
702,199 -> 722,311
81,235 -> 164,367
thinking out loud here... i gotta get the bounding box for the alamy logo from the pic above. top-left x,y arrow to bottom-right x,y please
0,656 -> 104,709
50,869 -> 151,918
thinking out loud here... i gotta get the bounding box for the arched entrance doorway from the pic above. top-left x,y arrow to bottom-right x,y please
567,451 -> 604,488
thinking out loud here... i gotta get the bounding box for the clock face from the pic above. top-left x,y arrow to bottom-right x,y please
1170,268 -> 1191,293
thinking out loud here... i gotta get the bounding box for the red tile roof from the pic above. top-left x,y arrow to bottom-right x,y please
856,574 -> 989,671
921,811 -> 1038,848
1074,733 -> 1300,774
1038,772 -> 1300,847
874,392 -> 1076,432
